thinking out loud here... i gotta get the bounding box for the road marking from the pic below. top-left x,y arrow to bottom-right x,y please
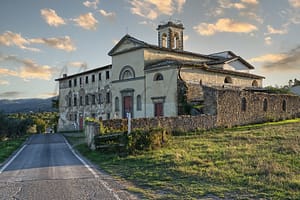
63,137 -> 122,200
0,144 -> 27,174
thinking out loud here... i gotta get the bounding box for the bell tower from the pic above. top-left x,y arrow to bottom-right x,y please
157,20 -> 184,50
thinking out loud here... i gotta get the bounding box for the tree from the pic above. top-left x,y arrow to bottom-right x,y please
35,118 -> 46,133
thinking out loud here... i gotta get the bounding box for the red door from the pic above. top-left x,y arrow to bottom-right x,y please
154,103 -> 163,117
123,96 -> 133,118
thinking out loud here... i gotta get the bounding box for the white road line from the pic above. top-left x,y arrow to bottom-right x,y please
63,137 -> 122,200
0,144 -> 27,174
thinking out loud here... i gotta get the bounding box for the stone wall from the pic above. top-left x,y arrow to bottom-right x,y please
102,114 -> 217,133
202,86 -> 300,127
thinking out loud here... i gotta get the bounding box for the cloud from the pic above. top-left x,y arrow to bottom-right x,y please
73,13 -> 98,30
67,61 -> 88,70
218,0 -> 246,9
30,36 -> 76,52
289,0 -> 300,8
0,91 -> 23,98
83,0 -> 99,9
40,8 -> 66,27
264,37 -> 272,45
241,0 -> 258,5
0,80 -> 9,85
193,18 -> 257,36
99,9 -> 116,21
265,25 -> 288,35
0,31 -> 39,52
0,54 -> 57,80
38,92 -> 58,98
240,11 -> 264,23
249,48 -> 300,72
129,0 -> 186,20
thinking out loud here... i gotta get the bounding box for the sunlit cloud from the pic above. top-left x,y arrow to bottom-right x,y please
0,91 -> 23,98
40,8 -> 66,27
30,36 -> 76,52
183,35 -> 189,41
193,18 -> 257,36
0,31 -> 39,52
38,92 -> 58,98
0,80 -> 9,85
289,0 -> 300,8
241,0 -> 258,5
240,11 -> 264,23
67,61 -> 88,70
99,9 -> 116,21
0,54 -> 57,80
249,53 -> 287,63
129,0 -> 186,20
73,12 -> 98,30
264,37 -> 272,45
83,0 -> 99,9
265,25 -> 288,35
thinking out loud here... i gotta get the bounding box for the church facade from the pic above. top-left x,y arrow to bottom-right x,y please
56,21 -> 264,131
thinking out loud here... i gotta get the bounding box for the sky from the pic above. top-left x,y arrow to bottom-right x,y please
0,0 -> 300,99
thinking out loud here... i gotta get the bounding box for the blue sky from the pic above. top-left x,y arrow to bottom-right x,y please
0,0 -> 299,99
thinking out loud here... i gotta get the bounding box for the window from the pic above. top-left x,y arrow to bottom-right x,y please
224,76 -> 232,84
74,113 -> 77,121
74,96 -> 77,106
241,97 -> 247,112
92,74 -> 95,82
85,95 -> 89,105
154,73 -> 163,81
154,102 -> 163,117
92,94 -> 96,105
79,77 -> 82,85
263,98 -> 268,112
106,71 -> 110,80
99,94 -> 103,104
161,33 -> 167,48
115,97 -> 120,112
173,33 -> 180,49
68,96 -> 72,107
282,100 -> 287,112
119,66 -> 135,80
80,96 -> 83,106
98,73 -> 101,80
137,95 -> 142,111
74,78 -> 77,87
106,92 -> 111,103
69,80 -> 72,87
85,76 -> 89,84
252,80 -> 258,87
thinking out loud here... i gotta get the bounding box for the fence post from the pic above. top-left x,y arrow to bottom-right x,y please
127,112 -> 131,134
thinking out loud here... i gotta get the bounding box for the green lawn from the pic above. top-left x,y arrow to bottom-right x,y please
0,135 -> 28,165
72,119 -> 300,199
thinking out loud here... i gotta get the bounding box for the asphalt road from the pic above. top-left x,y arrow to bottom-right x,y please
0,134 -> 137,200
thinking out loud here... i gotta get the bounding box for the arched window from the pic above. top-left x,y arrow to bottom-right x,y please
119,66 -> 135,80
282,99 -> 287,112
224,76 -> 233,84
241,97 -> 247,112
173,33 -> 180,49
154,73 -> 164,81
252,80 -> 258,87
137,95 -> 142,111
115,97 -> 119,112
162,33 -> 167,48
263,98 -> 268,112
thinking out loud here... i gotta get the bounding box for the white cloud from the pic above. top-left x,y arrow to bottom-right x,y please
99,9 -> 116,21
265,25 -> 288,35
193,18 -> 257,36
0,55 -> 57,80
183,35 -> 189,41
129,0 -> 187,20
289,0 -> 300,8
30,36 -> 76,52
0,31 -> 39,52
0,80 -> 9,85
73,13 -> 98,30
40,8 -> 66,27
241,0 -> 258,5
264,37 -> 272,45
249,53 -> 287,63
83,0 -> 99,9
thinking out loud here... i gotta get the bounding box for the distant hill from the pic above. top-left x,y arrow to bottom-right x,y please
0,97 -> 57,113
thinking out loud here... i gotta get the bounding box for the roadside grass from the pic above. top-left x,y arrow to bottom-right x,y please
70,119 -> 300,199
0,135 -> 28,165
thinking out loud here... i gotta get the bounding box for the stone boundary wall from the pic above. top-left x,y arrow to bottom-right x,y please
203,86 -> 300,127
102,114 -> 217,133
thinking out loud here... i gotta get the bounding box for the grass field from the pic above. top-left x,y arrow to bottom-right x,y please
0,135 -> 28,165
69,119 -> 300,199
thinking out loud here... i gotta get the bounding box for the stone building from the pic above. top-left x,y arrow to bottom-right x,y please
56,21 -> 264,131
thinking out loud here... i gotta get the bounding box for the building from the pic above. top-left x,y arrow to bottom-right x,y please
56,21 -> 264,131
